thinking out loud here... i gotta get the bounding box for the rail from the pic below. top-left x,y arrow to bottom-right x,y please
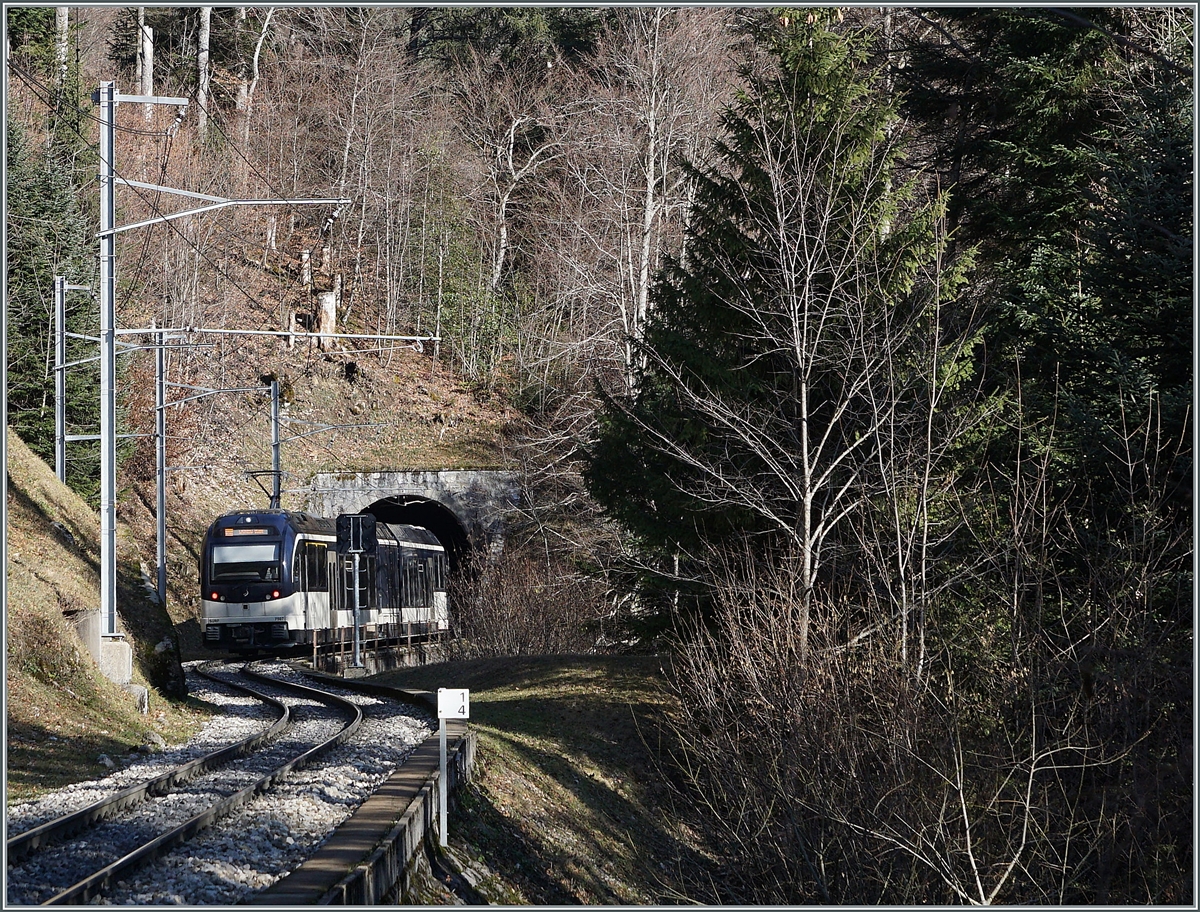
38,667 -> 362,905
6,663 -> 290,861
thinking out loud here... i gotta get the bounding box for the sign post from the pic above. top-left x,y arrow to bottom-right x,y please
437,688 -> 470,847
351,552 -> 362,667
336,513 -> 377,669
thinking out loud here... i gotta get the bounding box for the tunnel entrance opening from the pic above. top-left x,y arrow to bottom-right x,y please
366,497 -> 473,574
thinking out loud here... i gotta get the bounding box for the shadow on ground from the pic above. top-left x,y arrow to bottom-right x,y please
381,654 -> 722,904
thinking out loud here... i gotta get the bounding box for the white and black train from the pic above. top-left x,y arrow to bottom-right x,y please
200,510 -> 448,653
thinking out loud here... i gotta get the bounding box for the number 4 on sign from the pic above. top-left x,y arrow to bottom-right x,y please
436,688 -> 469,847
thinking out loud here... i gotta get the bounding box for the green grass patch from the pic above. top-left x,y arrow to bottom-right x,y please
373,654 -> 719,904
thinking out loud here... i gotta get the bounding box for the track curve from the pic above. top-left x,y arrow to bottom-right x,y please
7,663 -> 365,906
6,663 -> 290,862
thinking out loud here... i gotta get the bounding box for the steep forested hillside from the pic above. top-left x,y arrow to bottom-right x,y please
5,7 -> 1191,904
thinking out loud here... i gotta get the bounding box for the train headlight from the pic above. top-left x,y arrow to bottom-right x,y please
210,592 -> 218,601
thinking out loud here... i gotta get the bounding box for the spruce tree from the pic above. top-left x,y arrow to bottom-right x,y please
898,8 -> 1192,519
6,119 -> 100,503
893,14 -> 1192,899
586,12 -> 971,633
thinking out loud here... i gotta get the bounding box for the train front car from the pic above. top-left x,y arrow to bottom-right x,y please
200,510 -> 332,652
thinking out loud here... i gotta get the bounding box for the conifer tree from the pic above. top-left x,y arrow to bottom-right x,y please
6,119 -> 100,503
898,8 -> 1192,519
586,12 -> 972,637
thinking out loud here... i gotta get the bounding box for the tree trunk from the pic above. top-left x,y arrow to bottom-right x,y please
135,8 -> 144,89
198,7 -> 212,141
629,8 -> 666,390
140,12 -> 154,122
316,274 -> 342,351
54,8 -> 69,87
236,7 -> 274,152
300,249 -> 312,288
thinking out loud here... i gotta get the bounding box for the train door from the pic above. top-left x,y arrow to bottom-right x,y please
337,553 -> 376,625
375,543 -> 400,628
294,540 -> 330,635
429,555 -> 450,630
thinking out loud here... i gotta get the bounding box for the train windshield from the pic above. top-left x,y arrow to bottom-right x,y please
211,542 -> 281,581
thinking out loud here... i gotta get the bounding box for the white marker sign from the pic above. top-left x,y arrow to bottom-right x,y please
438,688 -> 470,719
436,688 -> 469,847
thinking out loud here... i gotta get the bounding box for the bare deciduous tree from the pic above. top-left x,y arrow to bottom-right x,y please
601,49 -> 965,660
54,7 -> 69,86
197,7 -> 211,141
664,377 -> 1190,904
447,543 -> 606,659
450,47 -> 573,294
234,7 -> 274,153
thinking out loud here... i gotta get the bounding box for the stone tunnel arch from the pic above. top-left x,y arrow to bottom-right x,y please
305,470 -> 517,575
366,496 -> 473,574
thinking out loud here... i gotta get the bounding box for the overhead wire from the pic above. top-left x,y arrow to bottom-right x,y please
7,57 -> 323,311
10,43 -> 353,318
197,96 -> 355,293
7,57 -> 269,314
130,126 -> 179,288
13,62 -> 307,453
10,52 -> 260,213
197,92 -> 291,204
6,58 -> 180,138
8,14 -> 348,252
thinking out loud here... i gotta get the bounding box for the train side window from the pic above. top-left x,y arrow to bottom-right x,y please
303,543 -> 328,592
376,547 -> 390,607
393,552 -> 401,603
398,552 -> 411,608
401,549 -> 414,607
365,556 -> 378,608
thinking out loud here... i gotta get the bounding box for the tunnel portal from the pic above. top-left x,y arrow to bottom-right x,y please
303,470 -> 518,572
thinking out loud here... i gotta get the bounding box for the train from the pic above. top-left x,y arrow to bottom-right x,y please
199,509 -> 448,653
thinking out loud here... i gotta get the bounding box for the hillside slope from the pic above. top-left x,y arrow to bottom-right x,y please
6,428 -> 211,802
375,655 -> 723,904
113,329 -> 522,658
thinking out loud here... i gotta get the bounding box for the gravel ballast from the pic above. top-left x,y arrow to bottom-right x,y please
7,662 -> 433,906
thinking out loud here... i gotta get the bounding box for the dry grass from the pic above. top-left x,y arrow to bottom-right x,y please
373,654 -> 721,905
5,428 -> 217,804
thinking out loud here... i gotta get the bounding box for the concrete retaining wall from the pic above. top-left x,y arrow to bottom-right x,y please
320,726 -> 475,905
248,676 -> 475,906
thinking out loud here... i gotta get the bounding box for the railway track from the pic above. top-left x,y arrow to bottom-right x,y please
7,664 -> 291,864
6,661 -> 431,905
